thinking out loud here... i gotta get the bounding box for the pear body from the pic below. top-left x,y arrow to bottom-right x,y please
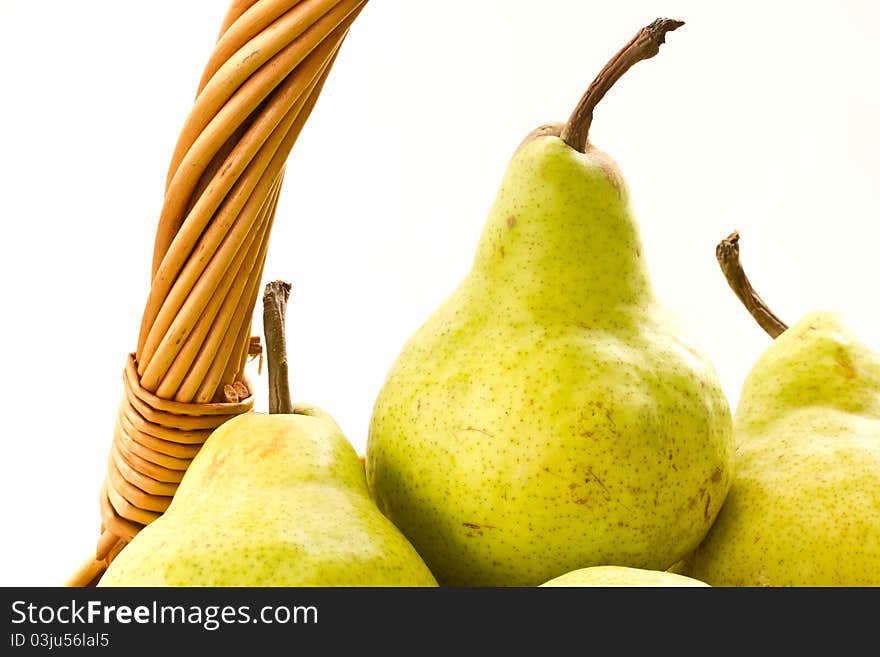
99,406 -> 438,586
678,311 -> 880,586
540,565 -> 709,587
367,137 -> 734,586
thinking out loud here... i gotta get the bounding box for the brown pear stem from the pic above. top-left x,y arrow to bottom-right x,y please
560,18 -> 684,153
716,231 -> 789,339
262,280 -> 294,414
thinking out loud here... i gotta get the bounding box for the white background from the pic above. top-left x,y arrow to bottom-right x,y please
1,1 -> 878,586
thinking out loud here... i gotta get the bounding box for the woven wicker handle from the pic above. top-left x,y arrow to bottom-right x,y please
67,0 -> 368,587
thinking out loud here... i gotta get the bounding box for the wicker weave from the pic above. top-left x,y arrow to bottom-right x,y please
68,0 -> 368,587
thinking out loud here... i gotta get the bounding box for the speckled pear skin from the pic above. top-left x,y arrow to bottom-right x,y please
677,311 -> 880,586
98,405 -> 438,587
540,565 -> 709,587
366,136 -> 735,587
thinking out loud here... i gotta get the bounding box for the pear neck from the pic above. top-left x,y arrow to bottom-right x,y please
470,138 -> 653,317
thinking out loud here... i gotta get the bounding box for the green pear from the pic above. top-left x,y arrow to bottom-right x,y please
366,20 -> 734,587
540,565 -> 709,587
677,233 -> 880,586
99,283 -> 438,587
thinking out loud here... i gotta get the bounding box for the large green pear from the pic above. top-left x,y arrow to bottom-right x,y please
540,565 -> 709,587
677,235 -> 880,585
366,20 -> 734,586
99,283 -> 438,587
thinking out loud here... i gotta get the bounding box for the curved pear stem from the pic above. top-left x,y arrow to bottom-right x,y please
262,280 -> 294,414
560,18 -> 684,153
716,231 -> 789,339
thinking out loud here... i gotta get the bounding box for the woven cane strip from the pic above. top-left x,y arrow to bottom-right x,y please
109,446 -> 179,497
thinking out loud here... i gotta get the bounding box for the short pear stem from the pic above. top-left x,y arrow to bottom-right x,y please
262,280 -> 294,414
716,231 -> 789,339
560,18 -> 684,153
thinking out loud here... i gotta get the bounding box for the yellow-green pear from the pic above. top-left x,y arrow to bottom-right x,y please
366,20 -> 734,587
99,282 -> 438,587
540,565 -> 709,587
677,233 -> 880,586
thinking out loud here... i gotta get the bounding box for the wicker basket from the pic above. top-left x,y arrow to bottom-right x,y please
67,0 -> 369,587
